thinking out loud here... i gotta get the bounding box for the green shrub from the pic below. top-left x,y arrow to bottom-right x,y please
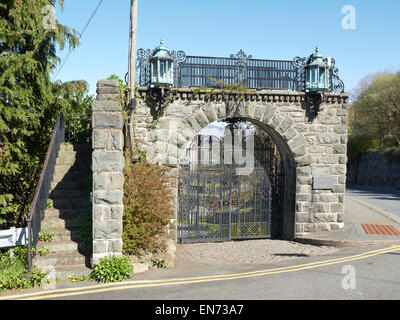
38,232 -> 55,242
122,158 -> 174,256
347,133 -> 380,165
0,246 -> 47,291
90,256 -> 134,283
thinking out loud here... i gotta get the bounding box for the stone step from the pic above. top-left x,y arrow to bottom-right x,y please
34,251 -> 87,268
41,216 -> 77,230
54,164 -> 90,175
51,178 -> 88,190
60,143 -> 91,153
36,142 -> 93,282
49,188 -> 90,199
51,171 -> 90,185
56,156 -> 91,166
37,239 -> 79,253
44,208 -> 82,219
53,164 -> 92,178
58,148 -> 92,158
44,265 -> 92,281
40,228 -> 77,241
50,197 -> 90,210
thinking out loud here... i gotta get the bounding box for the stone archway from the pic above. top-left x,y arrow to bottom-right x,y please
172,101 -> 303,240
134,88 -> 349,243
177,118 -> 293,242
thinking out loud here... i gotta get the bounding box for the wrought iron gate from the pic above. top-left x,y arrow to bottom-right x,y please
178,124 -> 284,243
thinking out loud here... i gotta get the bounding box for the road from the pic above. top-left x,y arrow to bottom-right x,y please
2,186 -> 400,305
346,186 -> 400,219
2,245 -> 400,302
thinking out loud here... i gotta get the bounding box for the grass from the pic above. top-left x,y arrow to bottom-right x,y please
0,246 -> 47,292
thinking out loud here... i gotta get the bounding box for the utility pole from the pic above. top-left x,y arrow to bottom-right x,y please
128,0 -> 137,105
128,0 -> 137,159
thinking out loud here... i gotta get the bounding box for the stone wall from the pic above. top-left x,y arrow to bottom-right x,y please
133,88 -> 349,238
347,152 -> 400,187
91,80 -> 125,263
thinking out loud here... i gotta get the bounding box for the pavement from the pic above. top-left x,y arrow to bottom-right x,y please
174,187 -> 400,268
346,185 -> 400,219
296,187 -> 400,247
1,186 -> 400,300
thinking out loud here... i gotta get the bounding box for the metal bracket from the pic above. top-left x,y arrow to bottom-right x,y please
148,87 -> 173,112
305,91 -> 326,117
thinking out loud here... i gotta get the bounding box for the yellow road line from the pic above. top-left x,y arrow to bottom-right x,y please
2,245 -> 398,300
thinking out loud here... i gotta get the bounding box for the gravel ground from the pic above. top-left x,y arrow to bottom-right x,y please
175,239 -> 337,265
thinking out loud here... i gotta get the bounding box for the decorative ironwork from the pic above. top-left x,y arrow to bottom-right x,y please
136,48 -> 152,86
136,47 -> 186,88
230,50 -> 252,85
325,58 -> 345,93
136,48 -> 344,92
148,87 -> 173,110
292,55 -> 345,93
230,49 -> 252,62
178,123 -> 284,243
178,55 -> 298,90
292,56 -> 308,91
169,49 -> 186,87
305,91 -> 326,118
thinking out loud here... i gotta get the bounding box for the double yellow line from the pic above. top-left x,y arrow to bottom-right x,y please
2,245 -> 400,300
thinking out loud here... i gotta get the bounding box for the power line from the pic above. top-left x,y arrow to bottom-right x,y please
52,0 -> 104,81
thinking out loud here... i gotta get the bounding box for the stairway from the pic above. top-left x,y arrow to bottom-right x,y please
33,143 -> 92,281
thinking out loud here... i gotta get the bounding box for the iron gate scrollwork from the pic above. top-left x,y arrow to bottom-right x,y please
178,123 -> 284,243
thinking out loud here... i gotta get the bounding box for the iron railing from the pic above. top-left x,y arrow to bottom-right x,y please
136,49 -> 344,92
27,113 -> 65,272
178,55 -> 298,90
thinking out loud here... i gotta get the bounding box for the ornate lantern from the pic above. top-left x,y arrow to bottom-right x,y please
305,47 -> 329,93
149,39 -> 174,89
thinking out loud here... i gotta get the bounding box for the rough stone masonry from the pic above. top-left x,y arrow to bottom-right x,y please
90,80 -> 348,260
133,88 -> 349,240
91,79 -> 125,263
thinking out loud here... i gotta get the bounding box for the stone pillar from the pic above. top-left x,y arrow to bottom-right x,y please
92,79 -> 125,264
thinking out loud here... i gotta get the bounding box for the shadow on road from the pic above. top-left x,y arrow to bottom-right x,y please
273,253 -> 309,258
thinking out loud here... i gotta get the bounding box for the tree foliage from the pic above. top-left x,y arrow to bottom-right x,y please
0,0 -> 90,229
348,71 -> 400,164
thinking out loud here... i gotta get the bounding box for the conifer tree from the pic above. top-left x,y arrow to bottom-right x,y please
0,0 -> 79,228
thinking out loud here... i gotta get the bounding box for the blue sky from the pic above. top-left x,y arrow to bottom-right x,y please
53,0 -> 400,96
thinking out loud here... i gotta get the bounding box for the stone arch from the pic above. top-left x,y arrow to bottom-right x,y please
134,88 -> 349,242
169,101 -> 305,240
168,101 -> 307,165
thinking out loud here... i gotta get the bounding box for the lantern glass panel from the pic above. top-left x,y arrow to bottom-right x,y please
167,61 -> 172,82
160,61 -> 166,82
319,67 -> 326,86
311,68 -> 318,85
152,61 -> 158,83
